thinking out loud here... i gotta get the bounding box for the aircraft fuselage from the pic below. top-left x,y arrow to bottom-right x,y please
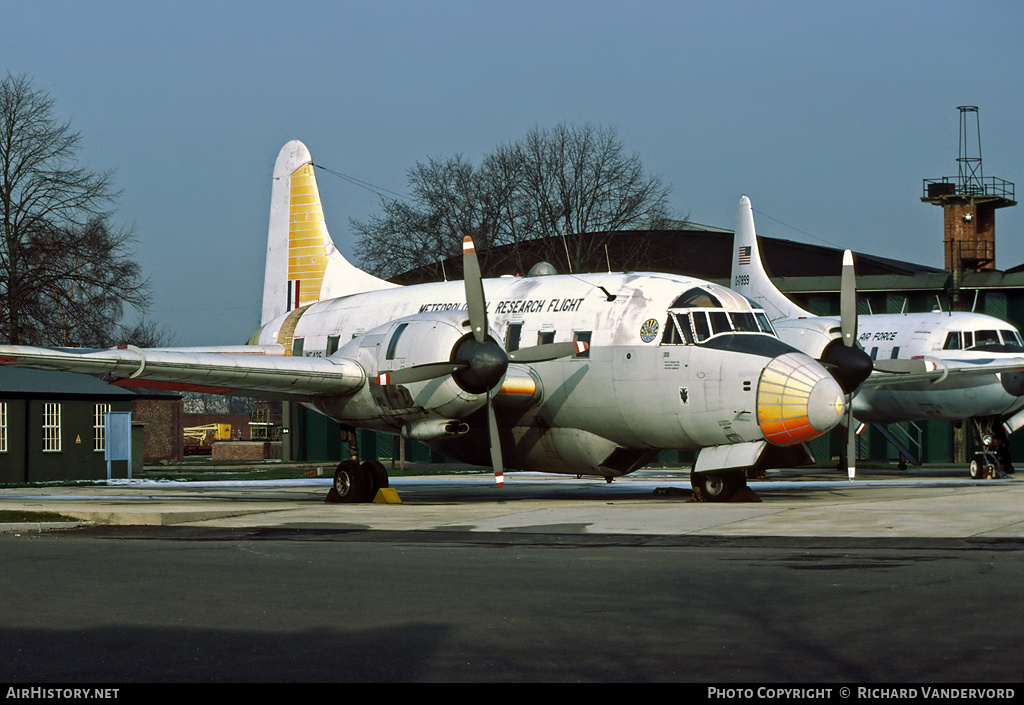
256,271 -> 843,476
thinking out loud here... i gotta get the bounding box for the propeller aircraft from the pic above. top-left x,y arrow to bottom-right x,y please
0,143 -> 850,502
731,195 -> 1024,480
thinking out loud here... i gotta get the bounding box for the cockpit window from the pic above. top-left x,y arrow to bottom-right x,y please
946,328 -> 1024,351
974,330 -> 1001,348
1001,330 -> 1024,347
670,288 -> 721,309
661,316 -> 683,345
754,312 -> 775,335
660,288 -> 777,346
691,312 -> 711,342
710,311 -> 731,335
730,312 -> 760,333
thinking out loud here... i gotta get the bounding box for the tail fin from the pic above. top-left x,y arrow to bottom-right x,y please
261,140 -> 397,324
731,195 -> 811,321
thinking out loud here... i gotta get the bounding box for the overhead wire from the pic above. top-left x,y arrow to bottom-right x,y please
751,206 -> 843,250
312,163 -> 411,203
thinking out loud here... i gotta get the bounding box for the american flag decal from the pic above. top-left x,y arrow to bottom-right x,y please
737,246 -> 751,265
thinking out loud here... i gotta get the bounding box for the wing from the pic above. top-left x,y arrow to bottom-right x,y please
0,344 -> 365,399
863,356 -> 1024,388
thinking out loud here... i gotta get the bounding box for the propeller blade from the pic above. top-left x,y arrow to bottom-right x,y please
508,340 -> 589,363
846,407 -> 858,481
374,362 -> 468,385
820,248 -> 873,394
486,394 -> 504,487
841,250 -> 857,347
463,236 -> 488,344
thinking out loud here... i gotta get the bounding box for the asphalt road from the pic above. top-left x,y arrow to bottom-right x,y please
1,468 -> 1022,684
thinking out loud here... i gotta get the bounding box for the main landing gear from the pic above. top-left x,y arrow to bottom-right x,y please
969,418 -> 1015,480
326,459 -> 390,503
690,469 -> 762,503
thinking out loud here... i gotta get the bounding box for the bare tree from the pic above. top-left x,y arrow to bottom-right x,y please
352,121 -> 674,278
0,73 -> 152,346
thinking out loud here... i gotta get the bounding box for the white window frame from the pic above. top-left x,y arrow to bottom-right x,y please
94,403 -> 112,452
43,402 -> 62,453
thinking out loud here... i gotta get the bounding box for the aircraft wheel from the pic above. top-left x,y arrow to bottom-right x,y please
692,471 -> 741,502
333,460 -> 371,503
362,459 -> 389,498
970,459 -> 981,479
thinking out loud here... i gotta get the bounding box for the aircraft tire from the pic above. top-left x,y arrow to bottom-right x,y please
362,459 -> 390,498
970,460 -> 981,480
692,471 -> 742,502
333,460 -> 371,503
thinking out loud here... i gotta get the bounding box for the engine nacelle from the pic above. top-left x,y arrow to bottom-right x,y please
772,317 -> 840,360
319,311 -> 500,436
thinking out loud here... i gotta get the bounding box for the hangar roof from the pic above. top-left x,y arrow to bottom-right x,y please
392,224 -> 946,285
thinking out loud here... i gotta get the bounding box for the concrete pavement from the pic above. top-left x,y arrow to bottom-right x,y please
2,466 -> 1021,538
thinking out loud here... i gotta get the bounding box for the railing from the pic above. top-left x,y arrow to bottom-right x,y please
923,176 -> 1015,200
889,421 -> 924,464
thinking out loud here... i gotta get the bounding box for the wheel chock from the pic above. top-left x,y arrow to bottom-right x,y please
373,488 -> 402,504
729,486 -> 762,503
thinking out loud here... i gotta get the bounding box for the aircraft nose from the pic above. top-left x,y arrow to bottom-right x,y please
756,352 -> 845,446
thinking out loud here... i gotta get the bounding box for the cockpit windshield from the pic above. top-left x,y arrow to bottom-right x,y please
660,287 -> 776,346
943,328 -> 1024,351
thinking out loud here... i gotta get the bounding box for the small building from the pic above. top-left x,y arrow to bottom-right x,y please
0,368 -> 177,483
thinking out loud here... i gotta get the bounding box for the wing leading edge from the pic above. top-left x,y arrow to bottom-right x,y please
0,345 -> 366,398
863,356 -> 1024,388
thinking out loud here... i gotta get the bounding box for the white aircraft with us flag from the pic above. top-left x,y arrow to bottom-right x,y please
0,142 -> 852,502
731,194 -> 1024,480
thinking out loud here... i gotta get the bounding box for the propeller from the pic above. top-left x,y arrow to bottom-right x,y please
818,250 -> 873,480
376,235 -> 589,486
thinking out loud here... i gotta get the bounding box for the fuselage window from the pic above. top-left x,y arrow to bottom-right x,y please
943,332 -> 962,350
573,331 -> 592,358
538,330 -> 555,345
754,312 -> 775,335
326,335 -> 341,357
291,338 -> 304,357
386,322 -> 409,360
506,322 -> 522,352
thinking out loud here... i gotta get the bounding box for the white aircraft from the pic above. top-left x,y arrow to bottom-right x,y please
731,194 -> 1024,479
0,142 -> 850,502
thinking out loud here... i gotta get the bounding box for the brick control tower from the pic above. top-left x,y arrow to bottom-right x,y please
922,106 -> 1016,273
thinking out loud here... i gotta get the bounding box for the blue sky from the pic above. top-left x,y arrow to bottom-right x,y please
3,0 -> 1023,346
